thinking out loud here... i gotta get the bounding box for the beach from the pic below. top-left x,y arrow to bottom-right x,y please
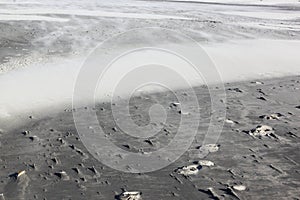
0,0 -> 300,199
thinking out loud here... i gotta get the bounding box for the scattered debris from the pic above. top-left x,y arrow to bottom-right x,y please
199,144 -> 220,153
176,164 -> 201,176
117,191 -> 142,200
248,125 -> 274,137
228,88 -> 243,93
232,185 -> 247,191
198,160 -> 215,167
251,81 -> 264,85
259,113 -> 284,120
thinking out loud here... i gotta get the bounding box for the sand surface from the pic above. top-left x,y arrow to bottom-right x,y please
1,0 -> 300,199
1,76 -> 300,199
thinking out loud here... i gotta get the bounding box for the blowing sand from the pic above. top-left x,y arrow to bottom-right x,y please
0,0 -> 300,199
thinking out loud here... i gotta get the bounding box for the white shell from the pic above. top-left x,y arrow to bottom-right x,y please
198,160 -> 215,167
177,164 -> 200,176
250,125 -> 274,136
233,185 -> 247,191
200,144 -> 219,153
255,81 -> 263,85
225,119 -> 235,124
17,170 -> 26,178
119,191 -> 141,200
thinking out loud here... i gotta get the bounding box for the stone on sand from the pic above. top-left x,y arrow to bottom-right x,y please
55,171 -> 70,181
249,125 -> 274,137
198,160 -> 215,167
176,164 -> 201,176
17,170 -> 26,179
260,113 -> 283,120
233,185 -> 247,191
118,191 -> 142,200
199,144 -> 220,153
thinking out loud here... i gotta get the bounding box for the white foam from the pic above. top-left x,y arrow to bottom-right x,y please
0,8 -> 194,20
0,14 -> 69,22
168,0 -> 300,5
220,11 -> 300,20
203,39 -> 300,83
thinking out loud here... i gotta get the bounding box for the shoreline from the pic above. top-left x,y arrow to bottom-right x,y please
1,73 -> 300,132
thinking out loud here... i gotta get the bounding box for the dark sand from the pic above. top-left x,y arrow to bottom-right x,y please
1,76 -> 300,199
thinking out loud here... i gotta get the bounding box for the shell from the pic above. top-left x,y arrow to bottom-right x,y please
249,125 -> 274,136
177,164 -> 201,176
17,170 -> 26,178
199,144 -> 220,153
198,160 -> 215,167
118,191 -> 142,200
233,185 -> 247,191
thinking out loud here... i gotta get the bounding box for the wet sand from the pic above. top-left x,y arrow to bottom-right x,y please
1,75 -> 300,199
